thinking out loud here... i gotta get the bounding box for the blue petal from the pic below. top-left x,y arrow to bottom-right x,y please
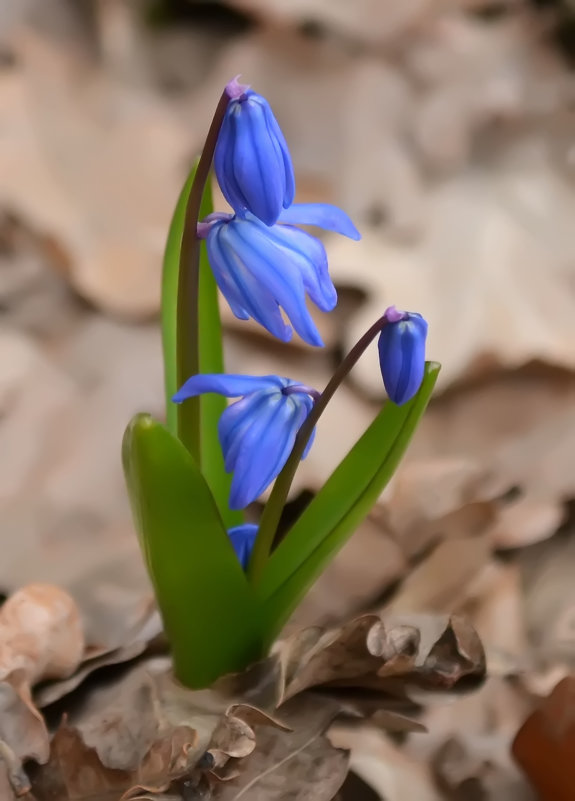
228,219 -> 324,347
262,222 -> 337,312
173,374 -> 284,403
278,203 -> 361,240
214,91 -> 295,225
378,314 -> 428,405
227,523 -> 258,570
228,392 -> 313,509
260,98 -> 295,208
219,391 -> 275,473
231,96 -> 285,226
228,391 -> 288,509
214,110 -> 242,213
208,223 -> 293,341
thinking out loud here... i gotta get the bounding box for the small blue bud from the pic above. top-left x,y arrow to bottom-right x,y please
198,203 -> 360,347
228,523 -> 258,570
173,374 -> 317,509
215,78 -> 295,226
378,306 -> 428,405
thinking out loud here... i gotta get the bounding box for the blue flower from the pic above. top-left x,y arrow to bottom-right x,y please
198,203 -> 360,347
173,374 -> 318,509
215,78 -> 295,226
378,306 -> 428,405
228,523 -> 258,570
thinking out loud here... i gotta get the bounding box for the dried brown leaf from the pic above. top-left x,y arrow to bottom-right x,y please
213,696 -> 348,801
0,584 -> 84,685
330,725 -> 440,801
0,677 -> 49,764
0,740 -> 31,797
464,562 -> 529,674
35,601 -> 162,708
290,519 -> 407,629
277,613 -> 485,708
31,722 -> 197,801
328,132 -> 575,396
0,583 -> 85,790
385,537 -> 491,615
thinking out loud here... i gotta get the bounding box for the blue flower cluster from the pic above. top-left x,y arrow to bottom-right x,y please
175,78 -> 428,569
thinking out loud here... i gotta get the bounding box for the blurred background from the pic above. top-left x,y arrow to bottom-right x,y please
2,0 -> 575,798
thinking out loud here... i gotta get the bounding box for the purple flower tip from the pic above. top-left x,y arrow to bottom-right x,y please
225,75 -> 250,100
196,222 -> 211,239
384,305 -> 407,324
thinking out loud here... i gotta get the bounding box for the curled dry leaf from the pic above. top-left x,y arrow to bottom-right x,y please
30,722 -> 197,801
211,696 -> 349,801
0,583 -> 84,786
275,613 -> 486,721
0,583 -> 84,685
30,661 -> 293,800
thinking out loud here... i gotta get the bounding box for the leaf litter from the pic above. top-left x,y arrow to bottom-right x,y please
2,1 -> 575,799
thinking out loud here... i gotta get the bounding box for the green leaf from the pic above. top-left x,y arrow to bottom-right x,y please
122,414 -> 263,688
257,363 -> 440,644
161,169 -> 193,436
161,166 -> 241,527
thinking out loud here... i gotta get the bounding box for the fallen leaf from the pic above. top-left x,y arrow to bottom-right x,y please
212,696 -> 349,801
487,496 -> 565,550
0,740 -> 30,798
462,562 -> 529,674
276,613 -> 485,704
30,722 -> 197,801
406,677 -> 533,800
330,725 -> 440,801
0,584 -> 84,685
289,518 -> 407,629
385,537 -> 491,615
522,530 -> 575,668
0,679 -> 49,764
328,135 -> 575,395
513,676 -> 575,801
0,584 -> 84,793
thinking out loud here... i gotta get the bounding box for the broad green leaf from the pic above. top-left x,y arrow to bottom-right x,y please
161,167 -> 241,527
257,363 -> 440,643
122,414 -> 263,688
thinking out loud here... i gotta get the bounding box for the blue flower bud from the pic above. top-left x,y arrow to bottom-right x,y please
227,523 -> 258,570
215,78 -> 295,226
198,203 -> 360,347
378,307 -> 428,405
173,374 -> 317,509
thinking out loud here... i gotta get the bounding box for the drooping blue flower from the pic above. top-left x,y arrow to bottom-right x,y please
197,204 -> 360,347
228,523 -> 258,570
173,374 -> 318,509
378,306 -> 428,405
215,77 -> 295,226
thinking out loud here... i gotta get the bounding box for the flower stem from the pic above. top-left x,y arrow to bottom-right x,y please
176,91 -> 229,459
247,313 -> 391,584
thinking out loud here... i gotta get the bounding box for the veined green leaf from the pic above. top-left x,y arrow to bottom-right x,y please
161,167 -> 241,527
257,363 -> 440,643
122,414 -> 262,688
